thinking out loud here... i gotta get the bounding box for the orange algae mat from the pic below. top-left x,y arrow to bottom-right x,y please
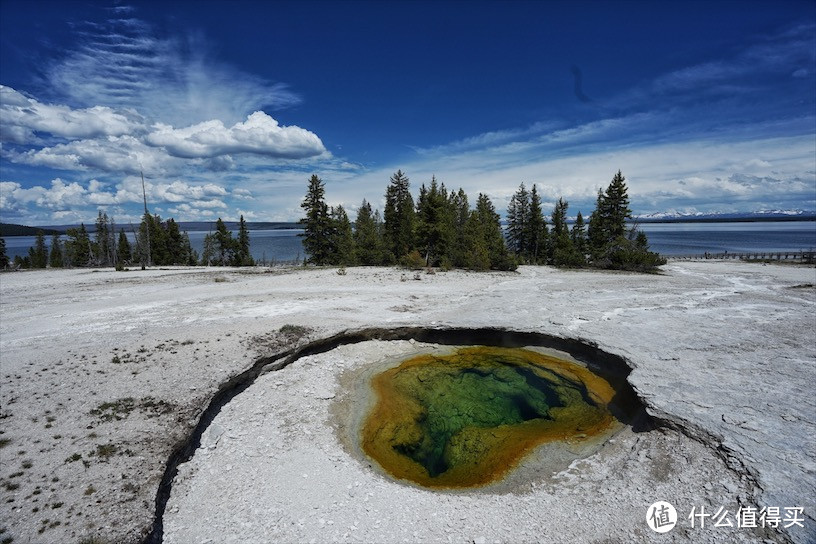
360,346 -> 617,488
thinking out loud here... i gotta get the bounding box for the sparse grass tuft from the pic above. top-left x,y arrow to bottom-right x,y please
65,453 -> 82,464
93,444 -> 117,460
279,324 -> 310,338
89,398 -> 136,422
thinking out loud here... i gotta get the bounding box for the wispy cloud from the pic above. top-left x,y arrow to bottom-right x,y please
47,12 -> 298,125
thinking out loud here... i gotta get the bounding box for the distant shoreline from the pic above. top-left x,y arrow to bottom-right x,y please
2,217 -> 814,236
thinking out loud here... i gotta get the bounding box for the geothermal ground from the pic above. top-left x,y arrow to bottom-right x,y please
0,262 -> 813,543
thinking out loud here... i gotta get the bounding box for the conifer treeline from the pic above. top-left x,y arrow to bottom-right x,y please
300,169 -> 664,272
7,212 -> 253,269
300,171 -> 516,270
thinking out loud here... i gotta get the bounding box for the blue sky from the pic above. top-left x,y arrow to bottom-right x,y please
1,0 -> 814,226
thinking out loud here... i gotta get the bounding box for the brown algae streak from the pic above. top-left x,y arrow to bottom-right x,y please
360,346 -> 617,488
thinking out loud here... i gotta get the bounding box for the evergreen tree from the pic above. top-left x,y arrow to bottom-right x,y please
329,205 -> 355,265
28,230 -> 48,268
383,170 -> 415,261
353,200 -> 385,265
165,218 -> 184,265
570,211 -> 587,260
117,229 -> 132,265
214,218 -> 235,265
181,232 -> 198,265
448,188 -> 470,268
583,171 -> 663,271
474,193 -> 516,271
605,170 -> 631,240
463,210 -> 491,270
415,176 -> 452,266
49,234 -> 63,268
550,198 -> 583,266
506,183 -> 529,259
236,215 -> 254,266
525,184 -> 548,264
94,211 -> 112,266
587,189 -> 608,260
65,224 -> 91,267
0,237 -> 8,269
299,174 -> 334,265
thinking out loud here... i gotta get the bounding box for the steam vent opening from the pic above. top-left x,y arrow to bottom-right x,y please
358,345 -> 629,489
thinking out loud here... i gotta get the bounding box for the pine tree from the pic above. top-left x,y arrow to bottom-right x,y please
550,198 -> 582,267
237,215 -> 253,266
525,184 -> 548,264
605,170 -> 631,240
117,229 -> 132,265
214,218 -> 234,265
0,237 -> 8,269
383,170 -> 415,261
448,188 -> 470,268
570,211 -> 587,261
329,205 -> 355,265
584,171 -> 664,271
65,224 -> 91,267
474,193 -> 516,271
28,231 -> 48,268
587,188 -> 608,260
353,200 -> 385,265
94,211 -> 111,266
181,232 -> 198,265
299,175 -> 334,265
506,183 -> 529,259
49,234 -> 63,268
166,218 -> 184,265
463,210 -> 490,270
415,176 -> 452,266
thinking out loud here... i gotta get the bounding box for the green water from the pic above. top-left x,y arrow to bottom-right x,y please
395,364 -> 563,476
362,347 -> 616,488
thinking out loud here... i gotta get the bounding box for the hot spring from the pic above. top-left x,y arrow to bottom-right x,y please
358,346 -> 620,488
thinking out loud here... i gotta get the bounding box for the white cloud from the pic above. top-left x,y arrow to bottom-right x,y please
145,111 -> 326,160
0,85 -> 144,143
0,178 -> 88,210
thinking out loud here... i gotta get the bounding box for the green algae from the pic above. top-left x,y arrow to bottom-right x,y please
361,346 -> 617,488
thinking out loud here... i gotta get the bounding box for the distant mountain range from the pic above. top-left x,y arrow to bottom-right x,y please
632,210 -> 816,223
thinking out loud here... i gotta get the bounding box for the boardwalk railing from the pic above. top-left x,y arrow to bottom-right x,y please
666,250 -> 815,262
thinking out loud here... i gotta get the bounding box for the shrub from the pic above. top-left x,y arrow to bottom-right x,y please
399,250 -> 426,270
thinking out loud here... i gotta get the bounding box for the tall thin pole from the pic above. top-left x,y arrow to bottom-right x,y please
141,169 -> 152,268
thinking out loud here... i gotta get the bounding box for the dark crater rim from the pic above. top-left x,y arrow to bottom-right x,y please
142,326 -> 654,544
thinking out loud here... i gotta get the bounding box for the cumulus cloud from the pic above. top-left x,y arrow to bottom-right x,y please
11,134 -> 168,175
0,85 -> 144,143
145,111 -> 326,160
0,178 -> 88,210
0,176 -> 233,218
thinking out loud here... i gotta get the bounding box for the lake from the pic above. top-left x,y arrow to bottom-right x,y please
3,221 -> 815,262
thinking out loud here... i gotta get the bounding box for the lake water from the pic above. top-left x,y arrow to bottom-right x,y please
3,221 -> 815,262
